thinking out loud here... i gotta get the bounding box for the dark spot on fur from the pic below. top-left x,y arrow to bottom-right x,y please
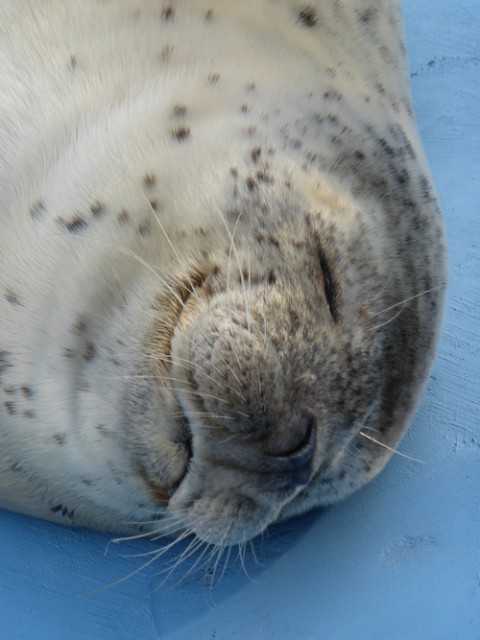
230,167 -> 239,178
51,504 -> 74,519
83,342 -> 96,361
29,200 -> 45,219
161,5 -> 175,21
117,209 -> 130,224
171,125 -> 191,141
143,173 -> 157,188
62,348 -> 75,358
246,82 -> 256,92
330,135 -> 342,147
419,175 -> 433,201
20,385 -> 33,398
82,479 -> 93,486
90,201 -> 106,217
138,219 -> 152,236
354,150 -> 366,161
161,45 -> 174,63
4,289 -> 22,306
324,89 -> 343,101
240,104 -> 250,114
208,72 -> 220,84
96,424 -> 113,438
68,54 -> 78,69
326,114 -> 339,127
268,235 -> 280,249
246,176 -> 257,191
0,351 -> 12,377
54,433 -> 66,445
396,169 -> 410,185
267,270 -> 277,285
298,6 -> 317,28
205,9 -> 214,21
359,7 -> 377,23
63,215 -> 87,233
250,147 -> 261,163
376,137 -> 396,157
23,410 -> 34,419
4,401 -> 15,415
72,317 -> 88,334
149,199 -> 159,211
256,168 -> 274,183
173,104 -> 187,117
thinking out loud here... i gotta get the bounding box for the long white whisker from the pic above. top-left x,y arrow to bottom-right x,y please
372,285 -> 443,316
51,233 -> 188,309
359,430 -> 424,464
368,304 -> 406,331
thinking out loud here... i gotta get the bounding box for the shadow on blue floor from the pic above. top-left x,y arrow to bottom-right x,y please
141,509 -> 324,636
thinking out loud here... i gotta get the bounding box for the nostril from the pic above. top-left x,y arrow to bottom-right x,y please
265,409 -> 317,490
271,408 -> 317,470
168,415 -> 194,498
182,414 -> 194,462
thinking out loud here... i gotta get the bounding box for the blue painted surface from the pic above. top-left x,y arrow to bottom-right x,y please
1,2 -> 479,638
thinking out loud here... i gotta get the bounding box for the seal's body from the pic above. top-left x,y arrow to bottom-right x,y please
0,1 -> 445,545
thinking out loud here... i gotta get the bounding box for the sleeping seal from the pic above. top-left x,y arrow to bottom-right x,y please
0,0 -> 446,546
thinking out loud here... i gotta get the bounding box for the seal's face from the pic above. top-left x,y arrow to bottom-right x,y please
131,186 -> 387,545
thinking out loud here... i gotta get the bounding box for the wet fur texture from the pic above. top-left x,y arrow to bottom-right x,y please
0,0 -> 446,545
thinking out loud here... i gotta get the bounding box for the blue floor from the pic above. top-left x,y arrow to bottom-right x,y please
1,2 -> 479,638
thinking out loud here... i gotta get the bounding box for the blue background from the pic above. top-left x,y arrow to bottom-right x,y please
1,2 -> 479,638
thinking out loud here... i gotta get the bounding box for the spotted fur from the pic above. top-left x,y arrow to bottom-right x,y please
0,0 -> 446,545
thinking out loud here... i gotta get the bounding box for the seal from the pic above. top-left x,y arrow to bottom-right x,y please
0,0 -> 446,547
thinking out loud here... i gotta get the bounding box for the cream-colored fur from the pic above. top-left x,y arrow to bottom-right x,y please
0,1 -> 446,544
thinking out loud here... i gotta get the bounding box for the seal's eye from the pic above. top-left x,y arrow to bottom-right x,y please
317,247 -> 338,322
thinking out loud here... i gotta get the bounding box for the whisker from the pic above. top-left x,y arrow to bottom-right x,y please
217,541 -> 234,584
50,233 -> 188,309
170,385 -> 231,406
155,537 -> 211,590
359,430 -> 424,464
87,533 -> 188,594
368,304 -> 406,332
207,542 -> 227,590
237,539 -> 257,583
372,285 -> 443,317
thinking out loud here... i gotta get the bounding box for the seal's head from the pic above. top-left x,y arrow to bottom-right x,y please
129,179 -> 397,546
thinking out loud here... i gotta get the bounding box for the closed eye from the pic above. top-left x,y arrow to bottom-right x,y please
317,246 -> 338,322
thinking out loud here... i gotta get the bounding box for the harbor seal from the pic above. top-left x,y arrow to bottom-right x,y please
0,0 -> 446,547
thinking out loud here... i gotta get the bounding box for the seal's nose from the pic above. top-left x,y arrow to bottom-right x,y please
266,408 -> 317,491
